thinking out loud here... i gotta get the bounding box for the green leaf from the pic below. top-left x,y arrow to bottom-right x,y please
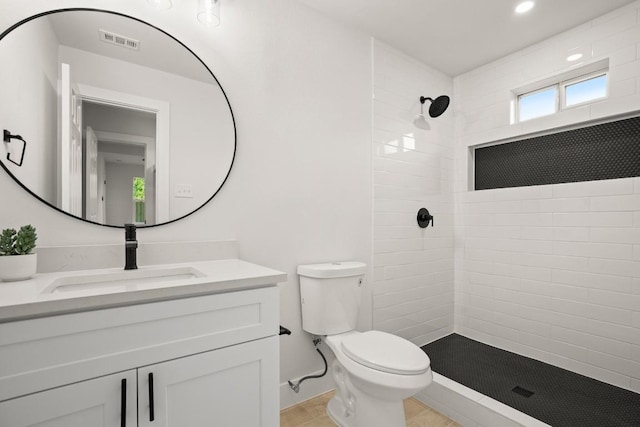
0,228 -> 17,256
14,225 -> 37,255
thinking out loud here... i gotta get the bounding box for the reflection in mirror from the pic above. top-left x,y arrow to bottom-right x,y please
0,9 -> 235,227
83,101 -> 156,225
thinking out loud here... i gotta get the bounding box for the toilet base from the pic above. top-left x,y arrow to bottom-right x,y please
324,332 -> 431,427
326,390 -> 407,427
327,396 -> 349,426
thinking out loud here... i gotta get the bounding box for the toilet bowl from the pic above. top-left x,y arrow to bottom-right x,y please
325,331 -> 432,427
297,262 -> 433,427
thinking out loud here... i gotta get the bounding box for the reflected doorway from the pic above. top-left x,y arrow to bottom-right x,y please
82,101 -> 156,225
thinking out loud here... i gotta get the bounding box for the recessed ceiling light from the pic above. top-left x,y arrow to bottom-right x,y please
566,53 -> 583,62
515,1 -> 535,14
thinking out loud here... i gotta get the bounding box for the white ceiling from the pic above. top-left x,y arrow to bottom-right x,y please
297,0 -> 637,76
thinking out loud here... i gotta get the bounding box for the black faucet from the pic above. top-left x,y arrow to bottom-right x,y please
124,223 -> 138,270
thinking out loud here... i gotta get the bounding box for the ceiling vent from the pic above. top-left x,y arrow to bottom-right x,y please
99,29 -> 140,51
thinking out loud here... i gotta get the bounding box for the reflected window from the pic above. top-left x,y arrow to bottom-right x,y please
133,177 -> 145,224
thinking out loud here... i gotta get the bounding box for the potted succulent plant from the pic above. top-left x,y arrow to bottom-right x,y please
0,225 -> 38,282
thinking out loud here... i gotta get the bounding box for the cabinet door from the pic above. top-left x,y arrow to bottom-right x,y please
138,335 -> 279,427
0,370 -> 137,427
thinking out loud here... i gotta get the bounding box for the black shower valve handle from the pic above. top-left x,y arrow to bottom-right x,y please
417,208 -> 434,228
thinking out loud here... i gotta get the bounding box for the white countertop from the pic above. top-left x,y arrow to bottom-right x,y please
0,259 -> 287,323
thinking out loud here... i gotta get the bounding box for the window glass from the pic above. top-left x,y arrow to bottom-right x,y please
565,74 -> 607,107
133,177 -> 145,223
518,86 -> 557,122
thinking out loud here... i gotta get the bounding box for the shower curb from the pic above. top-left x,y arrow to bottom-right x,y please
416,373 -> 551,427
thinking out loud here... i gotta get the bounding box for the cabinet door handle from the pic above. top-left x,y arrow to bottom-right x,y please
121,378 -> 127,427
149,372 -> 155,422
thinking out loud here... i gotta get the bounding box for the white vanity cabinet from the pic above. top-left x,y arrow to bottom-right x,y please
0,370 -> 138,427
0,285 -> 280,427
137,336 -> 277,427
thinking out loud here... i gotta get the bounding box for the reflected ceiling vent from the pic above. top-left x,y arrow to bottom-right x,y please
99,29 -> 140,50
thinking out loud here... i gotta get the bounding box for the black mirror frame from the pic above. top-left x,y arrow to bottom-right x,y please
0,7 -> 237,229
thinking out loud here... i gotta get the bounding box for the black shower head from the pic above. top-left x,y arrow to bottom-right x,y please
420,95 -> 450,118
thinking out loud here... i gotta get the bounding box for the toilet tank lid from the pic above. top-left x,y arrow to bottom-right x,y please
297,261 -> 366,278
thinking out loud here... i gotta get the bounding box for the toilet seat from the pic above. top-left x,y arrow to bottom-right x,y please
340,330 -> 430,375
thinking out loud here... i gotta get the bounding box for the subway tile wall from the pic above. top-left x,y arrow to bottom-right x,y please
372,40 -> 455,345
453,1 -> 640,392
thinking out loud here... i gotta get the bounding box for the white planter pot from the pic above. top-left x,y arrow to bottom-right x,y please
0,253 -> 38,282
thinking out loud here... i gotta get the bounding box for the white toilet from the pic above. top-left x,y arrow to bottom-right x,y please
298,261 -> 432,427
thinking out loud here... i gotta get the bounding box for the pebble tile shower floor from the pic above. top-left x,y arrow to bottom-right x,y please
421,334 -> 640,427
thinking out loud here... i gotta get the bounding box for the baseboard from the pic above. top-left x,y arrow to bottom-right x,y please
416,373 -> 551,427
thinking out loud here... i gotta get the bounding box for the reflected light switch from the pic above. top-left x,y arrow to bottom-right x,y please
175,185 -> 193,198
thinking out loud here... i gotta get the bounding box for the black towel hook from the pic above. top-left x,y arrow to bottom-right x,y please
3,129 -> 27,167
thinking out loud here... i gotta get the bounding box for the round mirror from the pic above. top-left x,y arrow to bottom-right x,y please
0,9 -> 236,228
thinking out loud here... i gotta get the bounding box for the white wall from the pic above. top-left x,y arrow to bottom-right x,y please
454,1 -> 640,393
372,40 -> 455,346
0,15 -> 58,204
0,0 -> 372,408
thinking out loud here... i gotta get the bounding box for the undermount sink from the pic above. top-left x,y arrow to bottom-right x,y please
42,266 -> 206,294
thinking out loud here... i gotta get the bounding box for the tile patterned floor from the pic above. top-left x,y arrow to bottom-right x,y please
280,391 -> 462,427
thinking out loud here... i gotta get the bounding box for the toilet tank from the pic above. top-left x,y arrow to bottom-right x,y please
297,261 -> 366,336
